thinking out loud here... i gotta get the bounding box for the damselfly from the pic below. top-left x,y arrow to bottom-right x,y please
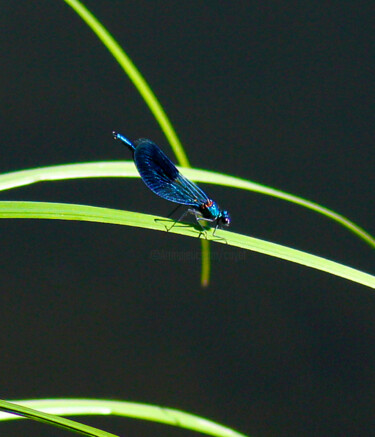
113,132 -> 230,235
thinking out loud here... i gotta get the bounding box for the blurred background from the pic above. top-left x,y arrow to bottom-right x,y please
1,2 -> 374,436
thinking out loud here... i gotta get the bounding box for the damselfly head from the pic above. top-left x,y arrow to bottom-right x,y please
220,210 -> 231,226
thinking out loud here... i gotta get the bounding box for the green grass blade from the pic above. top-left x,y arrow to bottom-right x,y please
0,201 -> 373,289
201,238 -> 211,287
0,399 -> 118,437
63,0 -> 189,167
0,399 -> 248,437
0,162 -> 373,249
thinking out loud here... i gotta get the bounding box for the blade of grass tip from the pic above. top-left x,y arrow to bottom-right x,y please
62,0 -> 210,286
0,201 -> 374,289
0,399 -> 250,437
0,399 -> 118,437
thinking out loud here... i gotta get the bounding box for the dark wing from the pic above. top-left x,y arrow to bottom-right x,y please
134,139 -> 209,206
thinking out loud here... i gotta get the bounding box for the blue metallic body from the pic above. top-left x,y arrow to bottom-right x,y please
113,132 -> 230,231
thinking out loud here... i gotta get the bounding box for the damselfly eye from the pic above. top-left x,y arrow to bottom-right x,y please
221,211 -> 231,226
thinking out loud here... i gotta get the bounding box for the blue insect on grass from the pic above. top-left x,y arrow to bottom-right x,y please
113,132 -> 230,236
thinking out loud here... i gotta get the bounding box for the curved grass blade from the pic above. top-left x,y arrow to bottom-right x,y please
0,162 -> 373,249
0,399 -> 118,437
0,201 -> 373,289
63,0 -> 189,167
0,399 -> 249,437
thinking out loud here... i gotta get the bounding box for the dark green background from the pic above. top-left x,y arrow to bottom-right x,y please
1,2 -> 374,436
